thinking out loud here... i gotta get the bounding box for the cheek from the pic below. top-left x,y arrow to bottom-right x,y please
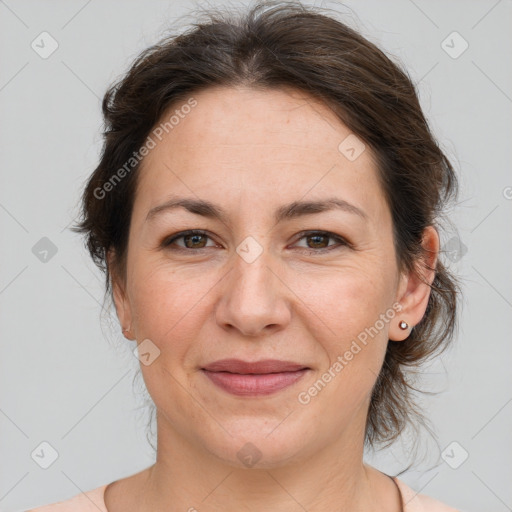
126,258 -> 244,409
128,264 -> 211,356
291,265 -> 394,399
128,268 -> 210,417
292,263 -> 395,340
131,251 -> 211,312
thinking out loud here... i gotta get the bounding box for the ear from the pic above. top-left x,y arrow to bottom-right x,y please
389,225 -> 439,341
108,249 -> 135,340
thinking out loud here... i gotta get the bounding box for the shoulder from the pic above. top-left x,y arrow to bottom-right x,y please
26,484 -> 108,512
393,477 -> 461,512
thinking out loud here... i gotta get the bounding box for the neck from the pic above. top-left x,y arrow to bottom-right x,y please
132,415 -> 397,511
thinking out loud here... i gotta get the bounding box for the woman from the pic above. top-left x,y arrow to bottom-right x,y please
29,1 -> 460,510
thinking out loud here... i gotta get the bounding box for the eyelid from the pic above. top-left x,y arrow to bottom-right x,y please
161,229 -> 351,252
291,230 -> 351,251
161,229 -> 218,249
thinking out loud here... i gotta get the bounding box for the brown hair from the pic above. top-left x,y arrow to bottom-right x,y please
72,0 -> 459,450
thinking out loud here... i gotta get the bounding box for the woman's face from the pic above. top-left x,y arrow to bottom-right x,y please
112,86 -> 427,468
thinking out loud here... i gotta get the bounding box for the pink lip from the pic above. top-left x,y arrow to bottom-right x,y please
202,358 -> 308,374
201,359 -> 310,397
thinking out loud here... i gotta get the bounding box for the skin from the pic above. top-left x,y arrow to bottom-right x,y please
104,85 -> 438,511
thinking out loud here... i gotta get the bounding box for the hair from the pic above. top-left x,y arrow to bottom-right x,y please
72,0 -> 459,451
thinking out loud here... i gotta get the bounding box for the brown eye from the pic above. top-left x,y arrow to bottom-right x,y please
162,230 -> 216,250
306,233 -> 330,249
182,233 -> 208,248
293,231 -> 349,253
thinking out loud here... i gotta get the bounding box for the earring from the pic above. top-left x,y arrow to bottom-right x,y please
398,320 -> 409,330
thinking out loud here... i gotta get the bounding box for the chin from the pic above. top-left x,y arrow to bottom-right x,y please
201,417 -> 315,470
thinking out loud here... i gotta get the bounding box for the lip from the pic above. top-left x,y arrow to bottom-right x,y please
201,359 -> 310,397
202,358 -> 308,374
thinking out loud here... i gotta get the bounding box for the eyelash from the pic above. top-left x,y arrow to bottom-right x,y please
161,229 -> 350,254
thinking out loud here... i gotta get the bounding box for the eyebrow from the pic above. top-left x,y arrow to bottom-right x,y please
145,196 -> 368,224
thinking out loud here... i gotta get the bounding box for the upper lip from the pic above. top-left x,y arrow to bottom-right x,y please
202,359 -> 309,374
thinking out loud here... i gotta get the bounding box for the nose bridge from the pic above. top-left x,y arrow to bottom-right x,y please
234,247 -> 273,299
216,242 -> 290,336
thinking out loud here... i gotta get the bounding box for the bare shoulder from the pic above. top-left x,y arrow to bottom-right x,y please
26,467 -> 153,512
103,466 -> 153,512
25,484 -> 109,512
393,477 -> 461,511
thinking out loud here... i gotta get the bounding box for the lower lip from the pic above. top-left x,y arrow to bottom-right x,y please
201,369 -> 309,396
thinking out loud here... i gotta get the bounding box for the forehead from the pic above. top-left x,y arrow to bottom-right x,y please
149,85 -> 358,160
132,86 -> 387,223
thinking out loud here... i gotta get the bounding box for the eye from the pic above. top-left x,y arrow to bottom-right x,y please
162,230 -> 217,251
161,229 -> 350,254
292,230 -> 349,254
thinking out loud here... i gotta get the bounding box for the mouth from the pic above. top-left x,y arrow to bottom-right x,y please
201,359 -> 311,397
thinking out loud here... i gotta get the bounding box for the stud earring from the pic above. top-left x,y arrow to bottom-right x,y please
398,320 -> 409,330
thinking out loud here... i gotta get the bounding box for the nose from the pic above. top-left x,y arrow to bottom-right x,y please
215,249 -> 292,338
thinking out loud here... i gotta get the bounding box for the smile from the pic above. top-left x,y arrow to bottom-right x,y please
201,369 -> 310,396
200,359 -> 310,397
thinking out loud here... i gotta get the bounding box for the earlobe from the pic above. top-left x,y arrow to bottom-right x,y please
108,250 -> 134,340
390,226 -> 439,341
112,279 -> 134,340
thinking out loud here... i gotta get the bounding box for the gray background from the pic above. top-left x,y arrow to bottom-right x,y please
1,1 -> 511,511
